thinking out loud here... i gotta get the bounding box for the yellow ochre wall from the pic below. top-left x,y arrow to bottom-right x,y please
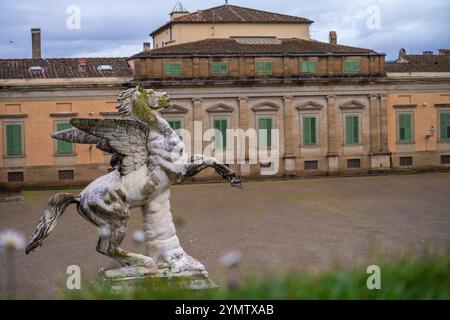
388,92 -> 450,153
153,23 -> 310,47
0,97 -> 120,168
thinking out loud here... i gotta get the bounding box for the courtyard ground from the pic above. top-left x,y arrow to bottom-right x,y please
0,172 -> 449,299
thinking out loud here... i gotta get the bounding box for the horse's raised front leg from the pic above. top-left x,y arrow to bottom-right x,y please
141,188 -> 205,273
176,154 -> 242,187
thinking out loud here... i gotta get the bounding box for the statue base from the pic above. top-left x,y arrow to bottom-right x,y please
97,266 -> 217,291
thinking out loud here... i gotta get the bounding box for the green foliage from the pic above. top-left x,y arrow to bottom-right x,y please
63,251 -> 450,300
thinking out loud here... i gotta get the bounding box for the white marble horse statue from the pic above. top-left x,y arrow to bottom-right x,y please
25,86 -> 241,276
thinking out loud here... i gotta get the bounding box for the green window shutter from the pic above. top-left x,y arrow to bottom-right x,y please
352,116 -> 359,144
303,117 -> 311,145
6,124 -> 23,156
165,63 -> 181,74
345,115 -> 359,144
212,62 -> 220,73
256,62 -> 264,73
440,112 -> 450,140
310,117 -> 317,144
256,61 -> 272,73
168,120 -> 181,130
301,61 -> 316,73
168,120 -> 182,139
164,63 -> 172,74
211,62 -> 227,74
56,123 -> 73,154
259,118 -> 272,148
214,119 -> 227,148
398,113 -> 413,142
344,60 -> 360,73
220,62 -> 227,73
303,116 -> 317,145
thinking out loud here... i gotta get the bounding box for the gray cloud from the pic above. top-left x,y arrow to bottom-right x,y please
1,0 -> 449,60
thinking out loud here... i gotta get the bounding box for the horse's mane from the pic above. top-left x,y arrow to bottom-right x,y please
116,87 -> 137,119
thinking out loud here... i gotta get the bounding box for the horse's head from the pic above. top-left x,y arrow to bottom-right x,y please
117,86 -> 170,118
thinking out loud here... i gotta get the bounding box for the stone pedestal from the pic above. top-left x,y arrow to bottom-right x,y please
98,267 -> 217,291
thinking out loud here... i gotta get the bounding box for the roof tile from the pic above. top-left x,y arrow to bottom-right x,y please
0,58 -> 133,80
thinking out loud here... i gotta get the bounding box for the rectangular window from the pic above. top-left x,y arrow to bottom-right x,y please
211,61 -> 227,74
213,118 -> 228,149
56,123 -> 74,155
347,159 -> 361,168
397,112 -> 413,142
439,112 -> 450,140
304,160 -> 319,170
344,60 -> 360,73
58,170 -> 74,181
164,62 -> 181,75
302,116 -> 317,145
5,123 -> 23,156
258,118 -> 273,148
256,61 -> 273,74
441,155 -> 450,164
8,172 -> 24,182
399,157 -> 413,167
167,119 -> 183,139
301,60 -> 316,73
345,115 -> 360,145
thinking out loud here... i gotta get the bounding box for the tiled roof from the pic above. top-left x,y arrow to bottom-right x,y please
172,4 -> 312,23
130,38 -> 378,59
151,4 -> 312,35
0,57 -> 133,79
385,54 -> 450,73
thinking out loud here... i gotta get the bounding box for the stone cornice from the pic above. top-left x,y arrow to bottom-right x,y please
49,112 -> 78,118
0,114 -> 28,119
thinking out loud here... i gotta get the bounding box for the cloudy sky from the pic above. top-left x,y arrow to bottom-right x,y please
1,0 -> 449,61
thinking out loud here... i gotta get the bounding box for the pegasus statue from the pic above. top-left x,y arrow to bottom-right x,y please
25,86 -> 241,278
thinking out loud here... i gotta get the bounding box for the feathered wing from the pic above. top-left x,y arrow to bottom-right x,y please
70,118 -> 149,175
51,128 -> 113,153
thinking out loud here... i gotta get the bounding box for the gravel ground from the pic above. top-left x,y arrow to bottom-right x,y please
0,172 -> 449,299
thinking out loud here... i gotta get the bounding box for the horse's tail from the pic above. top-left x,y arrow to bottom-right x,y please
25,193 -> 79,254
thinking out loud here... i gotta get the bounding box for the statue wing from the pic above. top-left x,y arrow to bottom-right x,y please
51,128 -> 113,153
70,118 -> 149,175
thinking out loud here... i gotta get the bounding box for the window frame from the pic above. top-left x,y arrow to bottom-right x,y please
397,111 -> 414,143
257,115 -> 275,149
255,61 -> 273,74
211,61 -> 228,74
438,111 -> 450,142
4,122 -> 25,157
166,118 -> 184,140
212,116 -> 230,150
54,121 -> 75,156
343,59 -> 360,74
300,60 -> 317,74
164,62 -> 182,75
344,113 -> 361,145
300,114 -> 319,147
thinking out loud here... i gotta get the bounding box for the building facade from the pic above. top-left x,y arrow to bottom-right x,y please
386,49 -> 450,170
1,4 -> 449,188
0,29 -> 133,188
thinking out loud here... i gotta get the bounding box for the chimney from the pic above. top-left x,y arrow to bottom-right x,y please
78,58 -> 87,72
31,28 -> 41,59
423,50 -> 433,55
329,31 -> 337,44
143,42 -> 151,52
